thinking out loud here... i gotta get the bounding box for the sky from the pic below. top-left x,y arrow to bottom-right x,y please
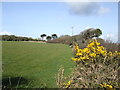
1,2 -> 118,42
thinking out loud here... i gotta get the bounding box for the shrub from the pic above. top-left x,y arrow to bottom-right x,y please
57,39 -> 120,89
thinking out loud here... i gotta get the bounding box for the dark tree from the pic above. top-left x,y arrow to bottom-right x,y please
40,34 -> 46,40
80,28 -> 102,43
46,36 -> 51,41
81,28 -> 102,39
52,34 -> 58,39
94,28 -> 102,37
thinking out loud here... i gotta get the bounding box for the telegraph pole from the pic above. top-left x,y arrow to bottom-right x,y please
71,26 -> 74,37
71,26 -> 74,45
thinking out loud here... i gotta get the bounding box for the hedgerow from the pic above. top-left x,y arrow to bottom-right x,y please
57,39 -> 120,89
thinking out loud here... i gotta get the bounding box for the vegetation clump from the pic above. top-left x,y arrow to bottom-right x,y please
57,39 -> 120,89
1,35 -> 40,41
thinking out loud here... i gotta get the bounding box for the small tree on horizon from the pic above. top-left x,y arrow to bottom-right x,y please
52,34 -> 58,40
46,36 -> 52,41
40,34 -> 46,40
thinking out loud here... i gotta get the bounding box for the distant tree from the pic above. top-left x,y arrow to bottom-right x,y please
59,35 -> 71,38
94,28 -> 102,37
1,35 -> 39,41
40,34 -> 46,40
33,38 -> 39,41
80,28 -> 102,43
2,35 -> 12,41
52,34 -> 58,39
46,36 -> 51,41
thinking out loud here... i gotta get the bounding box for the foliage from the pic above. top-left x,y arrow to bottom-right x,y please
46,36 -> 52,41
80,28 -> 102,40
40,34 -> 46,40
57,39 -> 120,89
77,38 -> 119,52
47,35 -> 72,44
1,35 -> 40,41
100,41 -> 119,52
48,28 -> 102,45
40,34 -> 58,41
52,34 -> 58,39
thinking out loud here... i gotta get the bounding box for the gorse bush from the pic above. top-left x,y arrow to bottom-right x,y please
57,39 -> 120,89
72,39 -> 120,63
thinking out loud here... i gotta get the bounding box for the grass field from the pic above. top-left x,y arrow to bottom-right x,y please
2,41 -> 75,88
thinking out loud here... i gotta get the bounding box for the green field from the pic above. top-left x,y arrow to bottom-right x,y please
2,41 -> 75,88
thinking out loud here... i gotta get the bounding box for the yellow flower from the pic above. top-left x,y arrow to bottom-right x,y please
108,52 -> 113,56
87,42 -> 94,48
113,51 -> 120,56
100,50 -> 107,56
100,83 -> 113,89
80,57 -> 86,60
78,49 -> 82,53
77,58 -> 81,61
106,85 -> 113,88
89,53 -> 96,57
91,47 -> 96,52
71,39 -> 120,63
64,80 -> 73,88
75,45 -> 79,50
118,52 -> 120,55
83,48 -> 90,53
67,80 -> 72,85
76,53 -> 82,56
96,42 -> 100,45
72,58 -> 77,61
100,46 -> 105,49
85,56 -> 89,59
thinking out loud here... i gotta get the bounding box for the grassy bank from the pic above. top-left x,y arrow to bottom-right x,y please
2,41 -> 75,88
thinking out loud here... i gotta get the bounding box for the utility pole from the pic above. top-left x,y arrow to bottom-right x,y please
71,26 -> 74,45
71,26 -> 74,37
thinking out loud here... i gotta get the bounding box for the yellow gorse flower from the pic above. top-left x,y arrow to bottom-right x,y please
72,39 -> 120,62
89,53 -> 96,57
83,48 -> 90,53
100,83 -> 113,89
80,57 -> 86,60
108,52 -> 113,56
72,58 -> 77,61
63,80 -> 73,88
76,53 -> 82,56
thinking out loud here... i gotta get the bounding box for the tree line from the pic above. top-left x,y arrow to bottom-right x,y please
47,28 -> 102,44
40,34 -> 58,41
1,35 -> 40,41
1,28 -> 102,42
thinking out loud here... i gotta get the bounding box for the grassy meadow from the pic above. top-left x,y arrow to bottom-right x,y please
2,41 -> 75,88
